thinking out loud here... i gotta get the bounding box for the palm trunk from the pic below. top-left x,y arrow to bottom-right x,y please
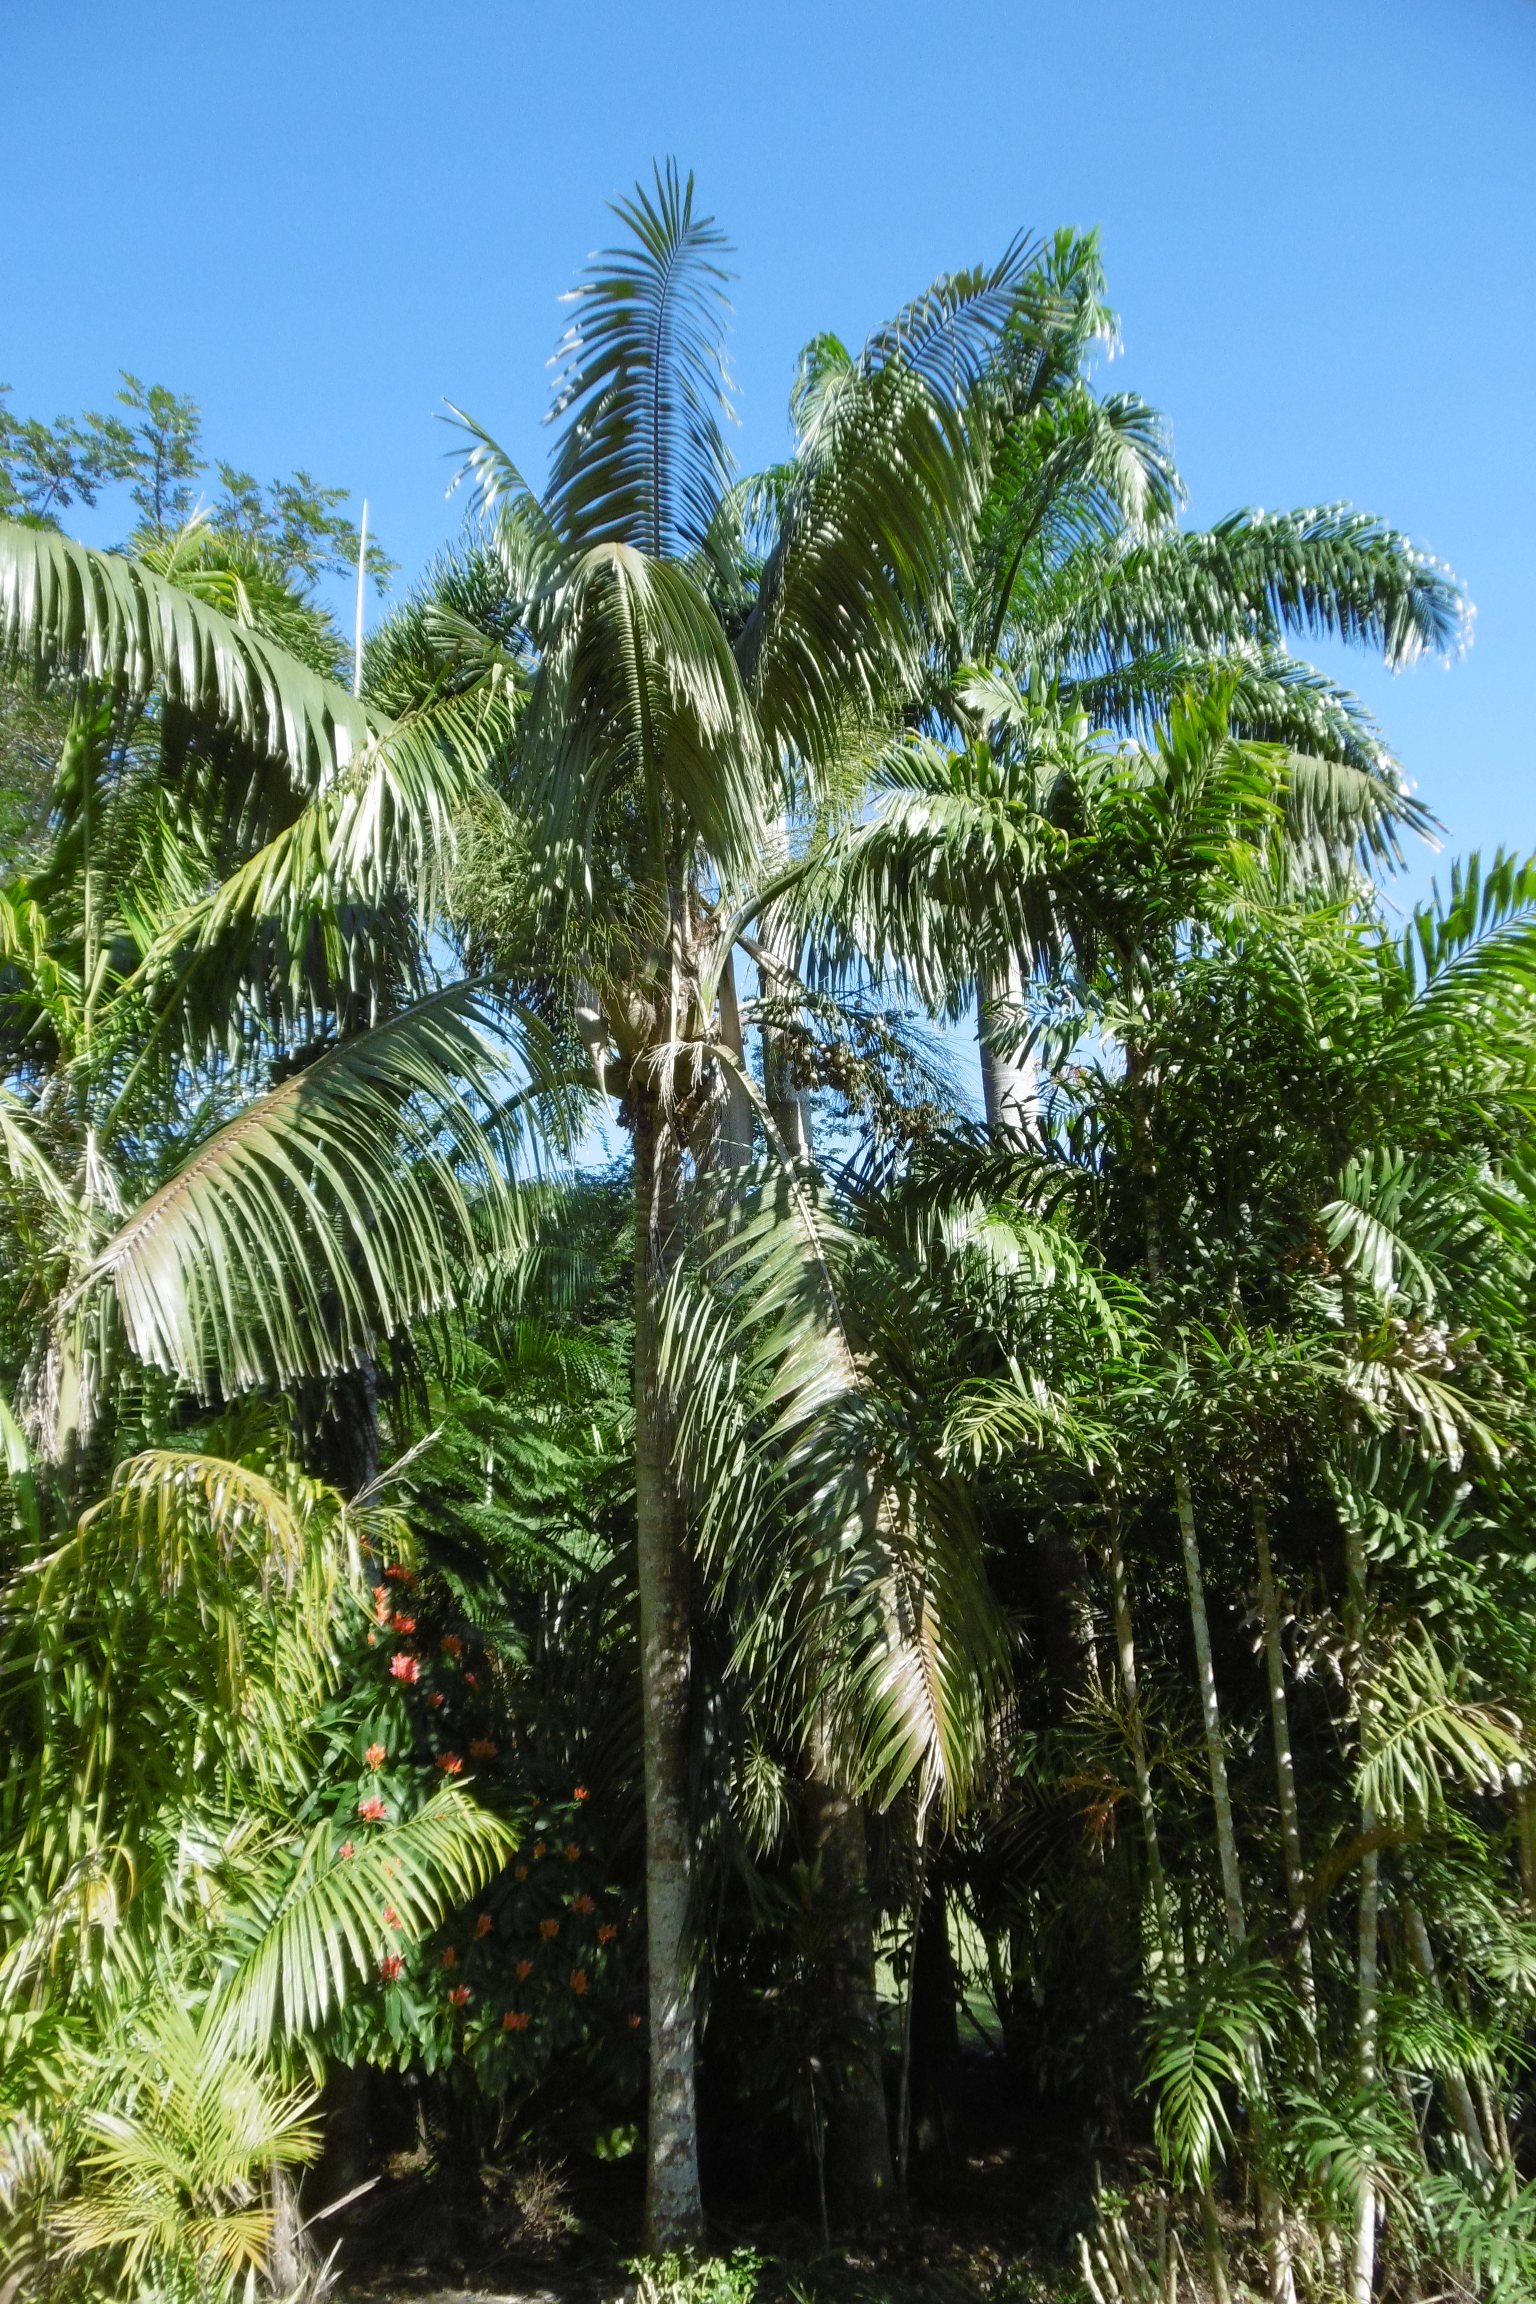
1106,1513 -> 1172,1963
1401,1896 -> 1495,2175
632,1085 -> 704,2251
1127,1038 -> 1292,2297
714,949 -> 754,1170
978,953 -> 1038,1141
1253,1499 -> 1319,2055
806,1771 -> 897,2221
1174,1467 -> 1246,1947
1346,1518 -> 1379,2304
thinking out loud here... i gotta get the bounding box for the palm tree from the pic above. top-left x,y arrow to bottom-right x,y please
428,162 -> 1059,2243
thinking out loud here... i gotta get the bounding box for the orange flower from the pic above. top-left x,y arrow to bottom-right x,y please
441,1946 -> 457,1969
385,1565 -> 416,1585
628,2013 -> 642,2029
440,1633 -> 463,1658
564,1844 -> 581,1863
338,1841 -> 356,1861
516,1958 -> 534,1981
539,1917 -> 560,1940
569,1968 -> 588,1995
448,1983 -> 471,2007
435,1753 -> 464,1776
470,1738 -> 497,1760
502,2008 -> 530,2031
428,1690 -> 445,1709
392,1612 -> 416,1635
364,1742 -> 387,1771
366,1632 -> 376,1646
514,1864 -> 529,1881
573,1784 -> 589,1802
383,1905 -> 401,1931
475,1912 -> 494,1939
372,1585 -> 391,1625
570,1893 -> 595,1916
532,1841 -> 546,1860
464,1671 -> 479,1689
596,1922 -> 618,1945
388,1654 -> 419,1684
357,1795 -> 388,1823
379,1953 -> 404,1982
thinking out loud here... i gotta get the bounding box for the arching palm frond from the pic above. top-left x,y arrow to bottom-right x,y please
662,1165 -> 1006,1817
1047,506 -> 1466,676
740,239 -> 1045,769
214,1788 -> 514,2047
73,984 -> 558,1402
0,520 -> 372,792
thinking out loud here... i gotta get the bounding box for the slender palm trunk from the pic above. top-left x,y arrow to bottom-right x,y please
806,1769 -> 897,2220
977,953 -> 1038,1141
632,1085 -> 705,2251
1401,1896 -> 1494,2175
1173,1468 -> 1245,1947
1106,1514 -> 1172,1962
1346,1518 -> 1379,2304
1253,1499 -> 1319,2056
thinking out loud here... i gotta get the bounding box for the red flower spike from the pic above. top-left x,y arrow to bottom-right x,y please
385,1565 -> 416,1585
357,1795 -> 388,1824
364,1742 -> 387,1771
569,1968 -> 588,1995
448,1984 -> 471,2007
503,2009 -> 530,2031
570,1893 -> 595,1916
435,1753 -> 463,1776
428,1690 -> 445,1709
392,1613 -> 416,1635
628,2013 -> 643,2029
469,1738 -> 497,1760
597,1922 -> 618,1945
379,1954 -> 404,1982
475,1913 -> 494,1939
573,1785 -> 589,1802
513,1864 -> 529,1882
564,1844 -> 581,1863
388,1654 -> 419,1684
338,1841 -> 356,1862
464,1672 -> 478,1688
532,1841 -> 546,1860
440,1634 -> 462,1658
539,1917 -> 560,1941
441,1946 -> 457,1969
515,1959 -> 534,1981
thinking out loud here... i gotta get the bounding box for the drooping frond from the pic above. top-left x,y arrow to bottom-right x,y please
75,985 -> 555,1398
662,1164 -> 1006,1816
0,520 -> 372,790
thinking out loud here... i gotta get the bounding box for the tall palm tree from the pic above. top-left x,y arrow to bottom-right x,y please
432,162 -> 1058,2243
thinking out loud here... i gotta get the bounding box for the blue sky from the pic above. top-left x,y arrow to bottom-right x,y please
5,0 -> 1532,902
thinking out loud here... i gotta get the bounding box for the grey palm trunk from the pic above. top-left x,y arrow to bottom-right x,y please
632,1085 -> 706,2251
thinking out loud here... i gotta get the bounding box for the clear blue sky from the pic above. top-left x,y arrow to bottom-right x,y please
5,0 -> 1532,899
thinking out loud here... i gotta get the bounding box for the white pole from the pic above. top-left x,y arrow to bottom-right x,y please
353,497 -> 369,698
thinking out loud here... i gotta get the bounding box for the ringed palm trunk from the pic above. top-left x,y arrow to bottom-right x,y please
632,1080 -> 705,2251
977,953 -> 1038,1141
